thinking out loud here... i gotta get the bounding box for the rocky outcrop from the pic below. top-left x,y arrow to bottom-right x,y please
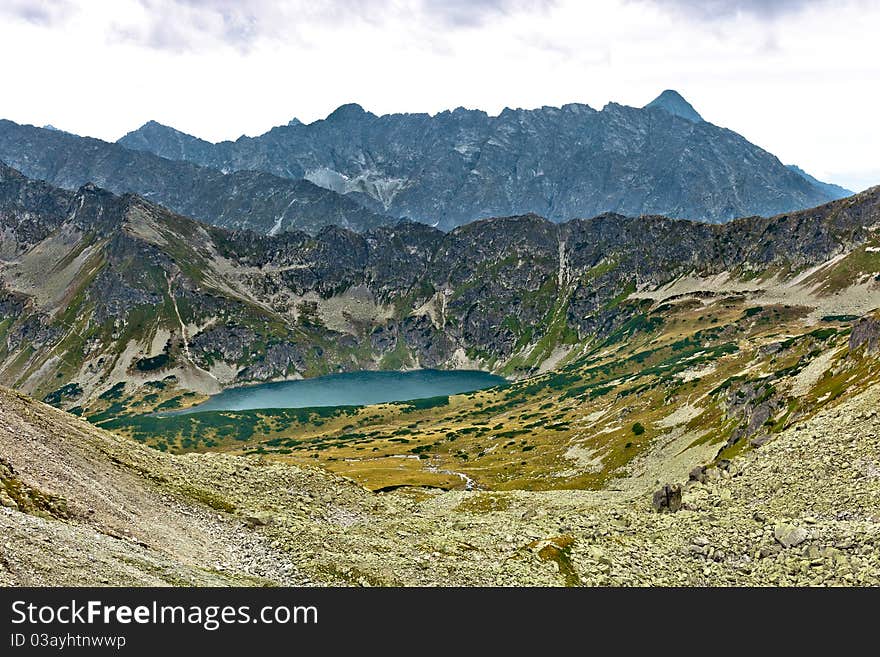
652,484 -> 683,513
849,314 -> 880,354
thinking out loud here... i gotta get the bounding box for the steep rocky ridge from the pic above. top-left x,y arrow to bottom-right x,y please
0,121 -> 389,234
787,165 -> 853,200
118,91 -> 844,228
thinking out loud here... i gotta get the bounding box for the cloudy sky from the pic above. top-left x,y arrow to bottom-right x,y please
0,0 -> 877,190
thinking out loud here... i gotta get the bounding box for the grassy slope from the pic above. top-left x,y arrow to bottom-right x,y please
9,187 -> 880,494
102,290 -> 880,493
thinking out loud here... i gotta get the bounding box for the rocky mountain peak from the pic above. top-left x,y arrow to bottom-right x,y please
326,103 -> 371,122
644,89 -> 704,123
119,120 -> 214,155
130,119 -> 176,135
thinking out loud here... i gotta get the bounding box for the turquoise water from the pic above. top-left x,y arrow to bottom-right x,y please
172,369 -> 508,414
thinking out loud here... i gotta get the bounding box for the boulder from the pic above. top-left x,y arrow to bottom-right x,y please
652,484 -> 683,513
688,465 -> 708,484
774,523 -> 808,548
849,315 -> 880,354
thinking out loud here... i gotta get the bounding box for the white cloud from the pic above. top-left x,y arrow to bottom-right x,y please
642,0 -> 822,20
102,1 -> 558,53
0,0 -> 74,26
0,0 -> 876,191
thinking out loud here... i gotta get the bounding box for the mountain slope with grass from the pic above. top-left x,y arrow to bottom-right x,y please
1,164 -> 879,495
2,162 -> 878,408
3,368 -> 880,586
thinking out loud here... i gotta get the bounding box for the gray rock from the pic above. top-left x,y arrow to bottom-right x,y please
652,484 -> 683,514
688,465 -> 708,483
849,316 -> 880,354
759,544 -> 782,558
774,523 -> 809,548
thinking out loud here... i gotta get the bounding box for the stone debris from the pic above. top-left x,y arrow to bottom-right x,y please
2,378 -> 880,587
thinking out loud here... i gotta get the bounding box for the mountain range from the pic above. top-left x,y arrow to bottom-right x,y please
0,91 -> 854,239
118,90 -> 850,229
0,157 -> 879,494
0,120 -> 389,234
2,93 -> 879,588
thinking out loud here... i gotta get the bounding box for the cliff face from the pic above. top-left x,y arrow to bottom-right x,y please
118,93 -> 843,229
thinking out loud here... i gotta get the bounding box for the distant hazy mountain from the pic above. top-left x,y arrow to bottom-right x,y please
119,91 -> 843,229
786,164 -> 852,199
0,120 -> 389,234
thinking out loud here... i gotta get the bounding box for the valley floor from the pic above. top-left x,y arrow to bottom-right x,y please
1,381 -> 878,586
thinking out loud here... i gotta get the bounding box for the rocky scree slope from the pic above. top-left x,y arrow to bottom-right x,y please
2,370 -> 879,586
0,386 -> 317,585
119,91 -> 845,228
